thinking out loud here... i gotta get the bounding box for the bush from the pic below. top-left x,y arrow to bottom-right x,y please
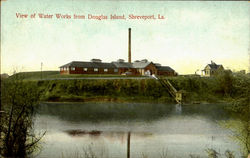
0,74 -> 45,157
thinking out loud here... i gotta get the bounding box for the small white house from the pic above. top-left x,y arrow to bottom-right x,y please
202,61 -> 224,77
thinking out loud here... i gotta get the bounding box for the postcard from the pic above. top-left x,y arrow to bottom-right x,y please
1,1 -> 249,158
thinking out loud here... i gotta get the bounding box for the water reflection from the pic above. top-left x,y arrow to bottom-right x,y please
65,130 -> 102,136
65,130 -> 152,139
34,102 -> 240,158
175,104 -> 182,114
37,102 -> 230,122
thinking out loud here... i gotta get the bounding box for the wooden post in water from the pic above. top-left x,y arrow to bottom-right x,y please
127,131 -> 131,158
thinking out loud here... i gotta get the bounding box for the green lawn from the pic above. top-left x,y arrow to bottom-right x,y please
9,71 -> 146,80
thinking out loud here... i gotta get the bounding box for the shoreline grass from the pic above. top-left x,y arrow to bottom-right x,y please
6,72 -> 250,104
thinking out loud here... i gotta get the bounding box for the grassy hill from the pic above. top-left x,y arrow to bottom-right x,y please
35,75 -> 237,103
6,70 -> 250,104
9,71 -> 146,80
9,71 -> 60,80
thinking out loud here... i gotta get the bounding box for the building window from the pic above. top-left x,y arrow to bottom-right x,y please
71,67 -> 75,71
60,68 -> 63,71
84,68 -> 87,72
114,69 -> 118,72
65,67 -> 68,71
104,68 -> 108,72
94,68 -> 98,72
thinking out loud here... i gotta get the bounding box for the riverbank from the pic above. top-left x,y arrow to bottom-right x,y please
6,72 -> 249,104
36,74 -> 238,104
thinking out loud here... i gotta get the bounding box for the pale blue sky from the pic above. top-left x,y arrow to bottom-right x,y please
1,0 -> 249,74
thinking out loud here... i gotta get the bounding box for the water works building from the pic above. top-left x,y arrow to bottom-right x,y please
59,59 -> 177,76
59,28 -> 177,76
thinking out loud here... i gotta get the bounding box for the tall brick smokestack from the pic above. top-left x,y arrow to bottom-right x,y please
128,28 -> 131,63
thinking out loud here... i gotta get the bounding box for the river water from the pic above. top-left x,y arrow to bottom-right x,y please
33,102 -> 241,158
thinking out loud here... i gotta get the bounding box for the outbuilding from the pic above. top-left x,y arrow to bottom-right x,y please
201,61 -> 224,77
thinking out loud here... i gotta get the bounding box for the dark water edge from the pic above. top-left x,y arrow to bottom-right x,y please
36,102 -> 232,122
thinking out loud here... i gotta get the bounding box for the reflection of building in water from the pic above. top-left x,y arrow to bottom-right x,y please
65,130 -> 153,144
102,131 -> 127,144
175,104 -> 182,113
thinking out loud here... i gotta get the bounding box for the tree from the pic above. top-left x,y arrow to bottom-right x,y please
215,70 -> 234,96
0,73 -> 45,158
220,74 -> 250,157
